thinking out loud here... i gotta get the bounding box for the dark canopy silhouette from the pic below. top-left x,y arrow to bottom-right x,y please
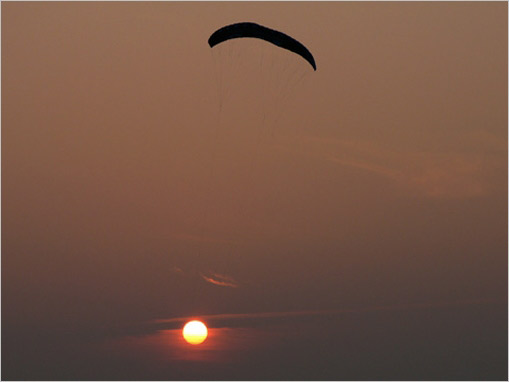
208,22 -> 316,71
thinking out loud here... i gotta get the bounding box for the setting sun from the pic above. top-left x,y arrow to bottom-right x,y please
182,320 -> 208,345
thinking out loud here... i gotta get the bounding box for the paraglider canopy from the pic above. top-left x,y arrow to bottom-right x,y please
208,22 -> 316,71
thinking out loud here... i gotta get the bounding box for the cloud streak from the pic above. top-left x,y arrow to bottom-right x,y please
151,297 -> 503,326
276,133 -> 505,199
200,272 -> 239,288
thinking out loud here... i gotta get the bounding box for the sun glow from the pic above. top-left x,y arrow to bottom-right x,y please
182,320 -> 208,345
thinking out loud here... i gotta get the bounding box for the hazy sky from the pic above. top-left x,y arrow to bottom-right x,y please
2,2 -> 507,380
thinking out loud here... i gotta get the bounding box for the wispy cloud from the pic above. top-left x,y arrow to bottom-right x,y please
151,297 -> 503,326
200,272 -> 239,288
170,267 -> 239,288
154,309 -> 340,325
327,151 -> 494,198
276,132 -> 505,199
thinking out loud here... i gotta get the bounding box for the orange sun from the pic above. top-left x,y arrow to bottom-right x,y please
182,320 -> 208,345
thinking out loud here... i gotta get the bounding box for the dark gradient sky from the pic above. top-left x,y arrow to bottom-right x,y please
2,2 -> 507,380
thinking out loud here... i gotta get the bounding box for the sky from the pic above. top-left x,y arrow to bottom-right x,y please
2,2 -> 507,380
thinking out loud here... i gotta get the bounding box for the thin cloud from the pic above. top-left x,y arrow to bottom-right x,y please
277,133 -> 505,199
200,272 -> 239,288
153,309 -> 340,325
151,297 -> 503,326
170,267 -> 239,288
